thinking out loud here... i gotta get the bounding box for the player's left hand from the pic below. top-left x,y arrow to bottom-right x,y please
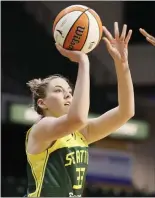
102,22 -> 132,64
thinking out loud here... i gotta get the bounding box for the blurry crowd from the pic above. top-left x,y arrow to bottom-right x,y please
2,176 -> 155,197
84,186 -> 155,197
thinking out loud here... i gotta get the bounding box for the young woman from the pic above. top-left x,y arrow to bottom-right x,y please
25,22 -> 134,197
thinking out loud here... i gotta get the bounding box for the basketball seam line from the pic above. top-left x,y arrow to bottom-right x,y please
80,10 -> 90,51
63,8 -> 90,49
91,11 -> 102,46
53,9 -> 86,32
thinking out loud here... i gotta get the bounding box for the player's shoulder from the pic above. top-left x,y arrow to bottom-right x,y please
30,116 -> 55,132
26,116 -> 44,138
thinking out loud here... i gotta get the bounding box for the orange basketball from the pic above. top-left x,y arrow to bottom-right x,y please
53,5 -> 103,54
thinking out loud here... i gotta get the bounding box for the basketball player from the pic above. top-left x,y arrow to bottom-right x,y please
25,22 -> 134,197
139,28 -> 155,46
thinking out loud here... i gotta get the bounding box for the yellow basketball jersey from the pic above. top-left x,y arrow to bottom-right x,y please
26,129 -> 89,197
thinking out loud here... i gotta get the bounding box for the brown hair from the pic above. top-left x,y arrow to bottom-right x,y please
27,74 -> 70,115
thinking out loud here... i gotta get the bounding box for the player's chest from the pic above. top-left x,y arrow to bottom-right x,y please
59,132 -> 88,148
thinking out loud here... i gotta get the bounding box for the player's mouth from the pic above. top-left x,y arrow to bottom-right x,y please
64,102 -> 71,106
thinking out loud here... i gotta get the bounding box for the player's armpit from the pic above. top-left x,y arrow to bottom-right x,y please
81,107 -> 134,144
31,116 -> 86,142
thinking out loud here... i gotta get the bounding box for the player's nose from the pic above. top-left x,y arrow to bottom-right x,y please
64,91 -> 71,99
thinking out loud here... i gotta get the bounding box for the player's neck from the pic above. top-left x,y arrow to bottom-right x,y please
44,110 -> 65,118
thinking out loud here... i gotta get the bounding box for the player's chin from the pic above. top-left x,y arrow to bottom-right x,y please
63,105 -> 70,112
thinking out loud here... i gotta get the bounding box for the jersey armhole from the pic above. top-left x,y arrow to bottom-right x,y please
26,127 -> 58,156
48,139 -> 60,154
76,131 -> 89,147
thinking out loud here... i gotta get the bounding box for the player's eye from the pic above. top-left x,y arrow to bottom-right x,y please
69,91 -> 73,95
55,88 -> 62,93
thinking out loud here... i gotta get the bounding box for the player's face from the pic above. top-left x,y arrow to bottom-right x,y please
44,78 -> 73,117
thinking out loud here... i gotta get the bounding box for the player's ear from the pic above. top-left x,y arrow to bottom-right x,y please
37,98 -> 48,110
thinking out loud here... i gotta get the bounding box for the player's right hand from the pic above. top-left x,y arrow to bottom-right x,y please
55,44 -> 88,63
139,28 -> 155,46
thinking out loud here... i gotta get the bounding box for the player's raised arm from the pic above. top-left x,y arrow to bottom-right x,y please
81,22 -> 135,144
29,45 -> 90,142
139,28 -> 155,46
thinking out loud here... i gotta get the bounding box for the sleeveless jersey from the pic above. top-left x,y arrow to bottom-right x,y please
26,129 -> 89,197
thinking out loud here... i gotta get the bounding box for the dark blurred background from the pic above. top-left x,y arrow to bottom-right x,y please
1,1 -> 155,197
